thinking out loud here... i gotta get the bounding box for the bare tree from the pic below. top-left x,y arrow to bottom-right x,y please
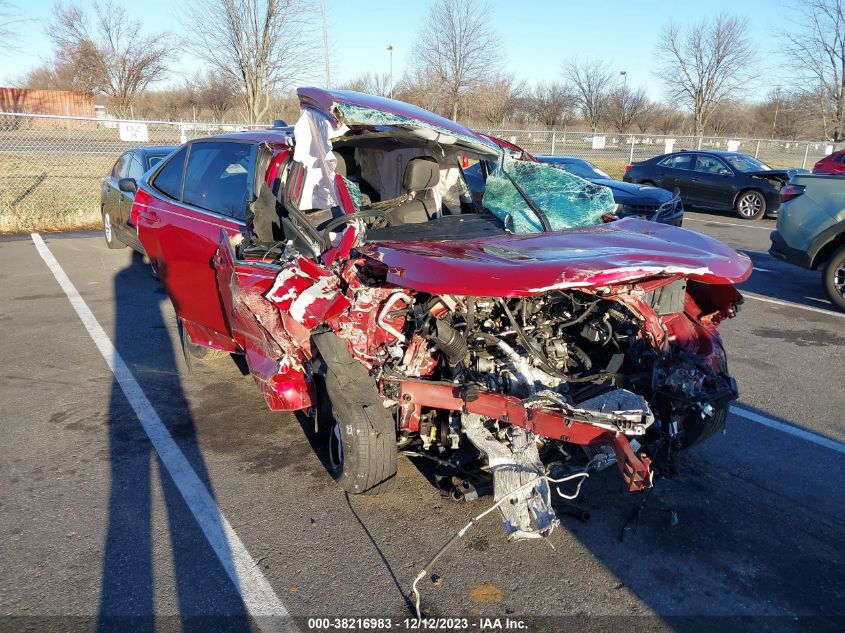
529,82 -> 577,128
394,68 -> 450,115
340,72 -> 391,97
781,0 -> 845,140
652,104 -> 687,135
45,2 -> 172,117
562,58 -> 615,132
606,84 -> 650,133
471,74 -> 524,126
656,13 -> 756,137
195,69 -> 240,122
183,0 -> 316,124
411,0 -> 499,121
0,0 -> 25,51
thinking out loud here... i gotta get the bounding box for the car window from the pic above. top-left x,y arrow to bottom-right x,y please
657,154 -> 693,170
548,160 -> 604,180
695,155 -> 730,174
723,154 -> 768,172
147,154 -> 167,169
127,157 -> 144,181
111,153 -> 131,178
836,154 -> 845,164
152,146 -> 188,200
182,141 -> 252,220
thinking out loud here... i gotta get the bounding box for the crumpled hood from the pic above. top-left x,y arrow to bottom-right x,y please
358,218 -> 751,297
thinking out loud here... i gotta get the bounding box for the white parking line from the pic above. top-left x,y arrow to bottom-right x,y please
31,234 -> 295,633
732,405 -> 845,456
684,216 -> 774,231
742,291 -> 845,318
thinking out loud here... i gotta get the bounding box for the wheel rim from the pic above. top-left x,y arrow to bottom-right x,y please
835,263 -> 845,299
738,193 -> 762,217
329,418 -> 343,471
103,212 -> 112,241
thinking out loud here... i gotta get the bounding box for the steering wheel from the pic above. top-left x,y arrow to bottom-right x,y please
320,209 -> 394,251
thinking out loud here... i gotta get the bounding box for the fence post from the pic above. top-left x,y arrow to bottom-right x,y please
550,131 -> 556,155
754,140 -> 760,158
802,143 -> 810,169
629,135 -> 635,164
697,136 -> 702,150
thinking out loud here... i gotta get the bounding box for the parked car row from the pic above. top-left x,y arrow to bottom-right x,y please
98,89 -> 752,537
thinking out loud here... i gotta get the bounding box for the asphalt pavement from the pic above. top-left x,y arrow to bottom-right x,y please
1,210 -> 843,632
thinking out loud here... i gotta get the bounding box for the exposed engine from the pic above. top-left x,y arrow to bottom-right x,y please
355,280 -> 739,537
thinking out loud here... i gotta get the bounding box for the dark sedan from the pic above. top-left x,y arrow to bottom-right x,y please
623,150 -> 802,220
101,145 -> 176,252
536,155 -> 684,226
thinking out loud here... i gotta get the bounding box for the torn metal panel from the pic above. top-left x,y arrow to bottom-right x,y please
461,414 -> 558,540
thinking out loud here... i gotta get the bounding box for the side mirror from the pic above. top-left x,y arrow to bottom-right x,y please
118,177 -> 137,194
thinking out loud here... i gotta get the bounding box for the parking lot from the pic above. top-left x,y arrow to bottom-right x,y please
1,211 -> 844,631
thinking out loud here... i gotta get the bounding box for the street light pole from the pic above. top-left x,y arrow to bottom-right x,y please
386,44 -> 394,99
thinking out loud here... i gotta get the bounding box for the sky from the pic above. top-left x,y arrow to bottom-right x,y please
1,0 -> 788,102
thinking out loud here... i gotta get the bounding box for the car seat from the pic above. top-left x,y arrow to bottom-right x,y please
390,157 -> 440,224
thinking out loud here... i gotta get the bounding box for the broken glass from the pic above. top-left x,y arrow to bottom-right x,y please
334,102 -> 499,154
483,156 -> 615,234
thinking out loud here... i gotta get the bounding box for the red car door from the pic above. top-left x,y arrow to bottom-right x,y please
137,140 -> 255,351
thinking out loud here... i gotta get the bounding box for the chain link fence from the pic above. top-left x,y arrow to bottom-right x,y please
0,112 -> 266,233
1,111 -> 841,233
475,128 -> 844,181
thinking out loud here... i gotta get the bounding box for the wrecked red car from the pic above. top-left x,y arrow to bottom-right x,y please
133,88 -> 751,538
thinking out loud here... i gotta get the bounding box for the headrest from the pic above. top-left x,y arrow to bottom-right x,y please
403,156 -> 440,191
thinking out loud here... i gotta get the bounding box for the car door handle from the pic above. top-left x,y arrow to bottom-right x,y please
139,210 -> 160,225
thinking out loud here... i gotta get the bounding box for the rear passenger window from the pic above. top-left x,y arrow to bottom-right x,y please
182,142 -> 252,220
112,153 -> 131,178
127,157 -> 144,181
152,146 -> 188,200
658,154 -> 693,170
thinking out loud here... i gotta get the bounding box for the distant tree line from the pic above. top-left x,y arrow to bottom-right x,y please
8,0 -> 845,140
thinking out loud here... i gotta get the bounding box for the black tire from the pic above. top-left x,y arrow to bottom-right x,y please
324,369 -> 397,495
734,190 -> 766,220
822,245 -> 845,312
680,356 -> 729,449
102,209 -> 126,249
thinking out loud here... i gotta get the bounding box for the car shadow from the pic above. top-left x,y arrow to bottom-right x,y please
98,251 -> 251,632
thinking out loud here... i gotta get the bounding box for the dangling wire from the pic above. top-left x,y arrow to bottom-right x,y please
410,471 -> 589,619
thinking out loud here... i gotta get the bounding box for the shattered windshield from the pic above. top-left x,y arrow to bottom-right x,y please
483,156 -> 615,233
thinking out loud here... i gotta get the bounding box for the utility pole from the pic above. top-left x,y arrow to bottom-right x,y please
386,44 -> 394,99
771,86 -> 781,139
321,0 -> 331,87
